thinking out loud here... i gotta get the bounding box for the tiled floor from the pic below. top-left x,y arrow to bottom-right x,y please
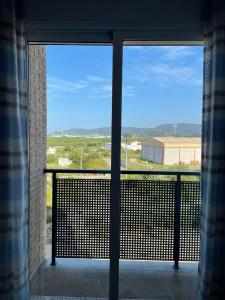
30,247 -> 198,300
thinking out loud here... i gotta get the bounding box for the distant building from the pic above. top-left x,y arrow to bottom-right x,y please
105,142 -> 127,150
58,157 -> 72,167
47,147 -> 57,155
127,141 -> 141,151
105,142 -> 141,151
141,137 -> 201,165
105,143 -> 112,150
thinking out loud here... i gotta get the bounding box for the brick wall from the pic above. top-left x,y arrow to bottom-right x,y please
28,45 -> 47,279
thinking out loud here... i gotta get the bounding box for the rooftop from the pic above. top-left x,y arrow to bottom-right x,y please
142,137 -> 201,147
149,137 -> 201,143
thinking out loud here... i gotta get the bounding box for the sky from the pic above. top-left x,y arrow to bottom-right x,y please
47,45 -> 203,133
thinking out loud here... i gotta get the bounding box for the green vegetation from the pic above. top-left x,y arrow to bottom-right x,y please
46,136 -> 200,208
47,137 -> 110,169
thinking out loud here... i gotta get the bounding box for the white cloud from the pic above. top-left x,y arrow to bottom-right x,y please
47,76 -> 135,100
134,63 -> 202,87
47,77 -> 87,95
159,46 -> 195,60
126,45 -> 196,60
90,84 -> 135,99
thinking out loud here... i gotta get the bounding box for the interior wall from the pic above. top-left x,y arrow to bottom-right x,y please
28,45 -> 47,279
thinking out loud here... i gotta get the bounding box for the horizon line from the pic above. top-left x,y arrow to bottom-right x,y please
48,122 -> 202,133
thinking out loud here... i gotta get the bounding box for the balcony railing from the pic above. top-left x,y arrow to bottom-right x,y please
45,169 -> 201,268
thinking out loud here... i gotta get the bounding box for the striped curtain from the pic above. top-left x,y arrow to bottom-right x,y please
198,1 -> 225,299
0,0 -> 29,299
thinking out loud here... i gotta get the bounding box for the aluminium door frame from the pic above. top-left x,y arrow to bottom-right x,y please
109,32 -> 123,300
108,31 -> 202,300
26,29 -> 203,300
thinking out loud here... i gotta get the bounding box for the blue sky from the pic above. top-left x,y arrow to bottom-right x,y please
47,45 -> 203,133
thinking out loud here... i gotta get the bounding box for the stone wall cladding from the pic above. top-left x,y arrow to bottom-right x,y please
28,45 -> 47,279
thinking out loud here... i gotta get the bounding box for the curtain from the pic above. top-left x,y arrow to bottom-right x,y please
0,0 -> 29,299
198,0 -> 225,299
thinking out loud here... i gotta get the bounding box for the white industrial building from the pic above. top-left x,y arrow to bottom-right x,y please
47,147 -> 57,155
105,141 -> 141,151
127,141 -> 142,151
141,137 -> 201,165
58,157 -> 72,167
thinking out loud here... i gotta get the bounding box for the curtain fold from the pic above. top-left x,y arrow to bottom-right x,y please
0,0 -> 29,299
198,0 -> 225,299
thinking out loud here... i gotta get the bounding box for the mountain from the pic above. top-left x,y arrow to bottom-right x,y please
49,123 -> 201,137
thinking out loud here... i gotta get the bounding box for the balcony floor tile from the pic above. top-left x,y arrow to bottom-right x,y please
30,246 -> 197,300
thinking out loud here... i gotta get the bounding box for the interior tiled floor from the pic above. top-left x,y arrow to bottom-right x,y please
30,247 -> 198,300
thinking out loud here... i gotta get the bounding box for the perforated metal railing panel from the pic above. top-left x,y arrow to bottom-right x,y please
179,181 -> 201,261
120,180 -> 175,260
55,178 -> 200,261
56,179 -> 110,258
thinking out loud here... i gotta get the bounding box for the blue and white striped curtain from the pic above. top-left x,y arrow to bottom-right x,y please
198,0 -> 225,299
0,0 -> 29,299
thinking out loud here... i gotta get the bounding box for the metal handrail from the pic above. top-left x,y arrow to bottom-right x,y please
44,168 -> 200,176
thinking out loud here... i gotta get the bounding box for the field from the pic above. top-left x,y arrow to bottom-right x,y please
46,137 -> 200,208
